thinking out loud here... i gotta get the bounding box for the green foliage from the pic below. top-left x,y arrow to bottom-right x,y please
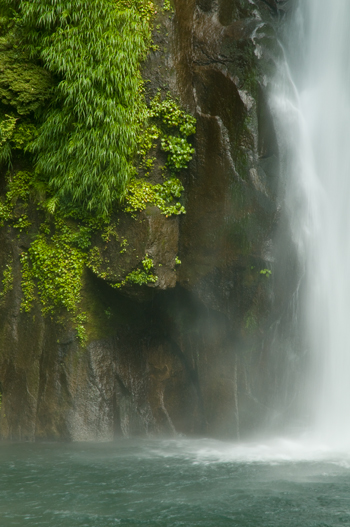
175,256 -> 181,265
161,135 -> 195,171
120,238 -> 128,254
150,94 -> 196,137
1,5 -> 196,219
0,114 -> 16,146
163,0 -> 174,13
68,226 -> 92,250
87,246 -> 157,287
114,254 -> 157,287
12,0 -> 153,215
101,222 -> 119,243
0,6 -> 53,116
0,261 -> 13,302
12,214 -> 31,232
6,170 -> 33,203
124,92 -> 196,217
138,93 -> 196,177
0,3 -> 197,345
19,252 -> 36,311
18,216 -> 91,345
118,0 -> 156,22
0,4 -> 53,114
124,177 -> 186,216
0,8 -> 49,165
18,219 -> 91,345
130,94 -> 195,220
260,268 -> 272,277
20,229 -> 86,315
0,200 -> 11,227
0,113 -> 39,167
0,113 -> 16,166
75,312 -> 88,346
11,121 -> 38,149
0,170 -> 34,227
0,3 -> 53,122
0,50 -> 53,115
137,124 -> 160,173
87,246 -> 108,281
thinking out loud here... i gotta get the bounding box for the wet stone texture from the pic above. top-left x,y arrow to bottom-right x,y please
0,0 -> 301,441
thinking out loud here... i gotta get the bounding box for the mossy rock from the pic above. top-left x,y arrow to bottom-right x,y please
0,50 -> 53,115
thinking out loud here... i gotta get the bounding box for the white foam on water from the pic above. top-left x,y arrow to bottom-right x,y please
144,435 -> 350,466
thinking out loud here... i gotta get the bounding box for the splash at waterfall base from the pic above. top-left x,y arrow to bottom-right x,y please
0,0 -> 301,442
2,439 -> 350,527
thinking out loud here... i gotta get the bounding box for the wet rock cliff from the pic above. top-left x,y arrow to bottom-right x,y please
0,0 -> 300,441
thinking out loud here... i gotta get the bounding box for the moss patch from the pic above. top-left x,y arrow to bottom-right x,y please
0,259 -> 13,303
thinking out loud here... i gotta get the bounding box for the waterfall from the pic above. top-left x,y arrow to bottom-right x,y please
272,0 -> 350,446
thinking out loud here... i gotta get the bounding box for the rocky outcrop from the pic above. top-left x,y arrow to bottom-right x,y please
0,0 -> 301,441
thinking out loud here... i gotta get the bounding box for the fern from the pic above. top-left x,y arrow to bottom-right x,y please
15,0 -> 152,215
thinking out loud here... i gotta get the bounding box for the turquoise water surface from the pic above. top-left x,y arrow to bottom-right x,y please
1,438 -> 350,526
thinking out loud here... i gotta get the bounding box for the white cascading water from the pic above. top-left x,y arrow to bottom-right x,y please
272,0 -> 350,447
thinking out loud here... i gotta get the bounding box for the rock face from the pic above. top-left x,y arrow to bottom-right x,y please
0,0 -> 301,441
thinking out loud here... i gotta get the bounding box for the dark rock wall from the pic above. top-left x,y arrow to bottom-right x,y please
0,0 -> 301,441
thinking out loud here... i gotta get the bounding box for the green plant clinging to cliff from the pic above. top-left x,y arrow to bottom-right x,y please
0,2 -> 53,112
20,231 -> 86,315
0,261 -> 13,302
163,0 -> 174,13
14,0 -> 154,215
125,93 -> 196,215
260,268 -> 272,277
0,170 -> 34,228
0,5 -> 54,167
115,254 -> 157,287
87,247 -> 157,287
19,219 -> 89,344
0,113 -> 40,168
0,170 -> 88,337
147,92 -> 196,174
0,114 -> 16,166
124,177 -> 185,216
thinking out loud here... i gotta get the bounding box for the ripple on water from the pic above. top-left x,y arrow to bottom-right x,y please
1,438 -> 350,526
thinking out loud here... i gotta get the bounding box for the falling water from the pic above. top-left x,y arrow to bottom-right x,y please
273,0 -> 350,446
